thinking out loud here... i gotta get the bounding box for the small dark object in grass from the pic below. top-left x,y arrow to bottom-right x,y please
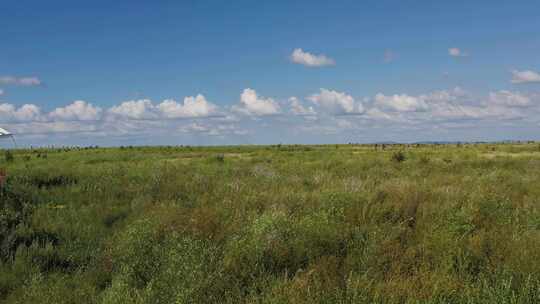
0,168 -> 6,188
419,156 -> 430,164
4,150 -> 14,163
391,151 -> 406,163
216,154 -> 225,163
30,175 -> 78,188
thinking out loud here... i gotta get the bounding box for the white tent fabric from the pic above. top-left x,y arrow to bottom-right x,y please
0,127 -> 17,147
0,127 -> 12,137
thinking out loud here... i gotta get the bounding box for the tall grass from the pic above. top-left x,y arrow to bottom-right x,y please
1,143 -> 540,303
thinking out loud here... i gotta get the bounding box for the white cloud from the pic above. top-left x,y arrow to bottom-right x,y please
421,87 -> 467,104
429,103 -> 484,120
0,103 -> 44,122
2,86 -> 539,145
107,99 -> 157,120
108,94 -> 220,120
233,88 -> 280,116
15,104 -> 43,121
177,122 -> 211,134
401,88 -> 528,121
365,108 -> 395,121
289,97 -> 316,116
374,93 -> 428,112
177,122 -> 246,137
0,89 -> 4,96
487,90 -> 531,107
6,121 -> 99,135
0,76 -> 41,86
290,48 -> 335,67
50,100 -> 102,121
157,94 -> 218,118
2,95 -> 220,126
366,87 -> 529,122
448,48 -> 468,57
511,70 -> 540,84
308,89 -> 364,115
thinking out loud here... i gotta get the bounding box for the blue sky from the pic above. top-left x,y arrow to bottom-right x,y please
1,0 -> 540,146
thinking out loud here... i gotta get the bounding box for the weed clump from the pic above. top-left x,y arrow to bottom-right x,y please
391,151 -> 406,163
36,152 -> 48,159
4,150 -> 14,163
0,169 -> 6,188
215,154 -> 225,163
419,155 -> 430,164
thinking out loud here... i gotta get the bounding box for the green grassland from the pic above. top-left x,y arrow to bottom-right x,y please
2,143 -> 540,303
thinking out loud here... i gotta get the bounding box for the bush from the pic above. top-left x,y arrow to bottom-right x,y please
4,151 -> 14,163
391,151 -> 406,162
104,218 -> 222,303
419,155 -> 430,164
215,154 -> 225,163
0,169 -> 6,188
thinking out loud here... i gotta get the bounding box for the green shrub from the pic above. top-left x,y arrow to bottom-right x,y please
215,154 -> 225,163
391,151 -> 406,162
103,218 -> 222,303
4,150 -> 14,163
419,155 -> 430,164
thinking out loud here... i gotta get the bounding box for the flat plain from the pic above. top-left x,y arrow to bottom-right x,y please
2,143 -> 540,303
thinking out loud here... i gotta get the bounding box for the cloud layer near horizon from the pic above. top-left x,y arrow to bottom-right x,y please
1,86 -> 539,146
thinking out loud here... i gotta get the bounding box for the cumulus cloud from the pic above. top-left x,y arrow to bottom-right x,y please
107,99 -> 157,120
448,48 -> 468,57
487,90 -> 531,107
108,95 -> 221,120
50,100 -> 103,121
0,76 -> 41,86
0,103 -> 43,122
157,94 -> 219,118
374,93 -> 428,112
308,89 -> 364,115
289,97 -> 316,116
233,88 -> 280,116
511,70 -> 540,84
2,86 -> 539,144
1,93 -> 222,128
367,87 -> 530,122
290,48 -> 335,67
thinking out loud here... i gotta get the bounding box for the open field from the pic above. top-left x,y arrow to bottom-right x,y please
2,143 -> 540,303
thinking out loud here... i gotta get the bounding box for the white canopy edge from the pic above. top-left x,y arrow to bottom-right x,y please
0,127 -> 12,136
